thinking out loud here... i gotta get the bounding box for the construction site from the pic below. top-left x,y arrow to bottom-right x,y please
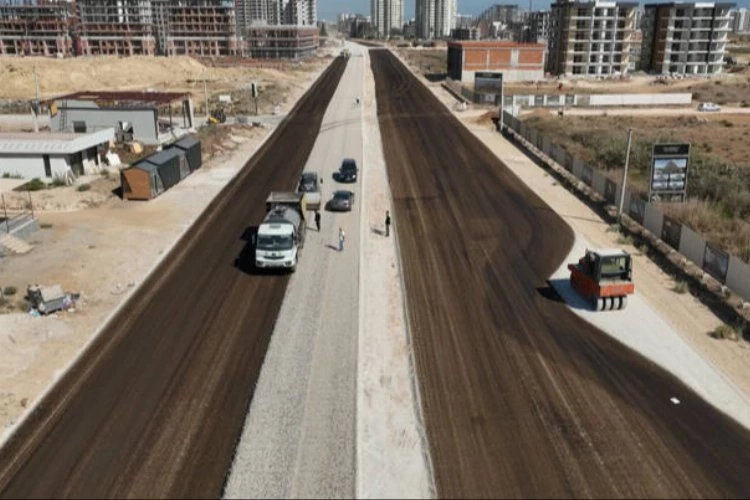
0,0 -> 239,57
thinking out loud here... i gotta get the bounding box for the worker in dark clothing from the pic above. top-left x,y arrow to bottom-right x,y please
314,210 -> 321,232
385,210 -> 391,237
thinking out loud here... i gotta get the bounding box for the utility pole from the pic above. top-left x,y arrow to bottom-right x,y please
203,71 -> 209,124
32,64 -> 40,133
617,128 -> 633,227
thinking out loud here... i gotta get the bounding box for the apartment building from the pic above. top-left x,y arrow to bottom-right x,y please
731,7 -> 750,33
640,2 -> 734,75
0,0 -> 76,56
416,0 -> 456,39
547,0 -> 638,77
236,0 -> 316,28
529,10 -> 551,42
372,0 -> 404,38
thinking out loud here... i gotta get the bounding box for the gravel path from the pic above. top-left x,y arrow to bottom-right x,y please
224,50 -> 363,499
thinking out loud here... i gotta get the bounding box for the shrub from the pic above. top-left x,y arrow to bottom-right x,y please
21,178 -> 46,191
720,119 -> 734,128
2,286 -> 17,296
40,223 -> 53,229
77,183 -> 91,192
51,177 -> 67,187
711,324 -> 740,341
616,234 -> 634,246
672,280 -> 689,294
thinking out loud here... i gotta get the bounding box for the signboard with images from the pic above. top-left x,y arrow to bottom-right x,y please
475,71 -> 503,91
649,143 -> 690,202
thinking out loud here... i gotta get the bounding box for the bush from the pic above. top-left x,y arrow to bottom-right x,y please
40,222 -> 53,229
51,177 -> 67,187
2,286 -> 17,296
711,324 -> 740,341
21,178 -> 46,191
616,234 -> 634,246
77,183 -> 91,192
672,280 -> 689,294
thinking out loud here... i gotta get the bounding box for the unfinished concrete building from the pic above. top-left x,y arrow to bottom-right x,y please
163,0 -> 239,56
0,0 -> 76,56
76,0 -> 157,56
245,25 -> 318,59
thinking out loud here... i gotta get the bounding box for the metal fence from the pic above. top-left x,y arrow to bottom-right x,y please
502,110 -> 750,303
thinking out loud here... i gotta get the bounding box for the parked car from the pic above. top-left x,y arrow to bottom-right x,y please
334,158 -> 358,183
327,190 -> 355,212
698,102 -> 721,112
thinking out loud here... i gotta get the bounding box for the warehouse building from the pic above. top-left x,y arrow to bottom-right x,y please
0,129 -> 114,184
48,91 -> 195,146
447,41 -> 546,83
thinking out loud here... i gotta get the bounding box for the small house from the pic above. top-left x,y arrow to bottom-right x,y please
145,148 -> 185,187
121,162 -> 164,201
167,135 -> 202,172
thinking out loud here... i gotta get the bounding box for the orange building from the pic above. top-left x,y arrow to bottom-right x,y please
447,41 -> 546,83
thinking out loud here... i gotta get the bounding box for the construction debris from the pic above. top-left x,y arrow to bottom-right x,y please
26,284 -> 78,316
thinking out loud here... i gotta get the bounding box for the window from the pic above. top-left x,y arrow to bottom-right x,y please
72,121 -> 87,133
43,155 -> 51,178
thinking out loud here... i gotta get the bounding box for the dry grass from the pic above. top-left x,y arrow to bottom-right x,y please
522,112 -> 750,259
394,48 -> 447,76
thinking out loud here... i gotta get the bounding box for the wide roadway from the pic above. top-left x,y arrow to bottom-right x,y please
0,58 -> 346,498
371,49 -> 750,498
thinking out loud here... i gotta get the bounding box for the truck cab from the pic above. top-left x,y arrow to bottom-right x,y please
255,192 -> 307,272
296,171 -> 321,211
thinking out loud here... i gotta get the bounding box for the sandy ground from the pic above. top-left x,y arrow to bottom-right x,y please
411,70 -> 750,419
356,47 -> 433,499
0,65 -> 327,434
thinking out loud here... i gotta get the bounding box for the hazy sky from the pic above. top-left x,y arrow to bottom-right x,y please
317,0 -> 750,22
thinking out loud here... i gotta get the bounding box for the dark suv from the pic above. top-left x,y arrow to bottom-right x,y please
335,158 -> 358,183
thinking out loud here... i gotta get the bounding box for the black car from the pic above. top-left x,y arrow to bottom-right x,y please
327,190 -> 355,212
335,158 -> 358,183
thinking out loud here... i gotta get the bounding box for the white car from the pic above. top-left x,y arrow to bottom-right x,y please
698,102 -> 721,112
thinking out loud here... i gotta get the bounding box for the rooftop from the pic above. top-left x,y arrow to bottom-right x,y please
49,91 -> 190,107
448,41 -> 546,49
0,129 -> 115,155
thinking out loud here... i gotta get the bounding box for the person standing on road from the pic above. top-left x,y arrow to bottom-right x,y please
385,210 -> 391,237
314,210 -> 321,232
338,227 -> 345,252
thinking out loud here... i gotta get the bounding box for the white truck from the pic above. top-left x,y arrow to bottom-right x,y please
255,192 -> 307,272
296,171 -> 322,211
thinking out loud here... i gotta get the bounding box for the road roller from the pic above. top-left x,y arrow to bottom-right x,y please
568,248 -> 634,311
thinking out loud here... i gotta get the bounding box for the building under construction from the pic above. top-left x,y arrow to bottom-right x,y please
0,0 -> 239,57
245,25 -> 318,59
0,1 -> 76,56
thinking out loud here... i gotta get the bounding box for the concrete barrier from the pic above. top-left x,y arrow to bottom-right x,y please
591,171 -> 606,196
679,225 -> 707,269
727,256 -> 750,302
643,203 -> 664,238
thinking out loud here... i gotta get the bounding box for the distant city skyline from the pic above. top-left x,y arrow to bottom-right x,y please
317,0 -> 750,22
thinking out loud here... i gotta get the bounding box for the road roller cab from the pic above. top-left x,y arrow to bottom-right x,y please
568,249 -> 634,311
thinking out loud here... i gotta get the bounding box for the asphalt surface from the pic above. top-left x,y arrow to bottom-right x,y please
371,49 -> 750,498
0,57 -> 346,498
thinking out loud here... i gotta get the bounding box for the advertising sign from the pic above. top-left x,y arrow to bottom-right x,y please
649,143 -> 690,202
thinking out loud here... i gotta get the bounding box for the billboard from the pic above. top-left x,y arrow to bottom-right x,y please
649,143 -> 690,202
475,71 -> 503,91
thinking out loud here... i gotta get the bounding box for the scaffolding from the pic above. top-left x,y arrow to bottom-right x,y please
163,0 -> 239,57
0,0 -> 75,56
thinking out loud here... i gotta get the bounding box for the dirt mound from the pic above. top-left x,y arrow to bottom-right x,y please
472,110 -> 498,126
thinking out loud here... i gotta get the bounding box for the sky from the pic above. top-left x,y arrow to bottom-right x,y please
317,0 -> 750,22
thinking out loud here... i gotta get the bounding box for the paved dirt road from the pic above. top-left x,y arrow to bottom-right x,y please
371,49 -> 750,498
0,57 -> 346,498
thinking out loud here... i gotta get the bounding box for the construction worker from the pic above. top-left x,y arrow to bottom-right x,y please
314,210 -> 321,232
385,210 -> 391,237
338,227 -> 345,252
355,97 -> 360,106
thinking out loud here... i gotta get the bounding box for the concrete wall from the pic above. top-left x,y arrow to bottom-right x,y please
678,225 -> 707,269
51,108 -> 158,145
0,154 -> 69,180
643,203 -> 664,237
587,93 -> 692,106
462,68 -> 544,83
727,256 -> 750,304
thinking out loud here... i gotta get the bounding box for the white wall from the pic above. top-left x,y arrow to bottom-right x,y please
588,93 -> 692,106
0,154 -> 71,181
463,69 -> 545,83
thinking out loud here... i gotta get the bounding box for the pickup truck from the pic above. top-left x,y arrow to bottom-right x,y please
296,171 -> 322,211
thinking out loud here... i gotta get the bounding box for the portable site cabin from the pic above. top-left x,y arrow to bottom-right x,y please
167,135 -> 202,172
147,148 -> 188,183
121,162 -> 165,201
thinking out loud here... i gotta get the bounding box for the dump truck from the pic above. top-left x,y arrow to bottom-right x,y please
255,192 -> 307,272
296,171 -> 322,211
568,248 -> 634,311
